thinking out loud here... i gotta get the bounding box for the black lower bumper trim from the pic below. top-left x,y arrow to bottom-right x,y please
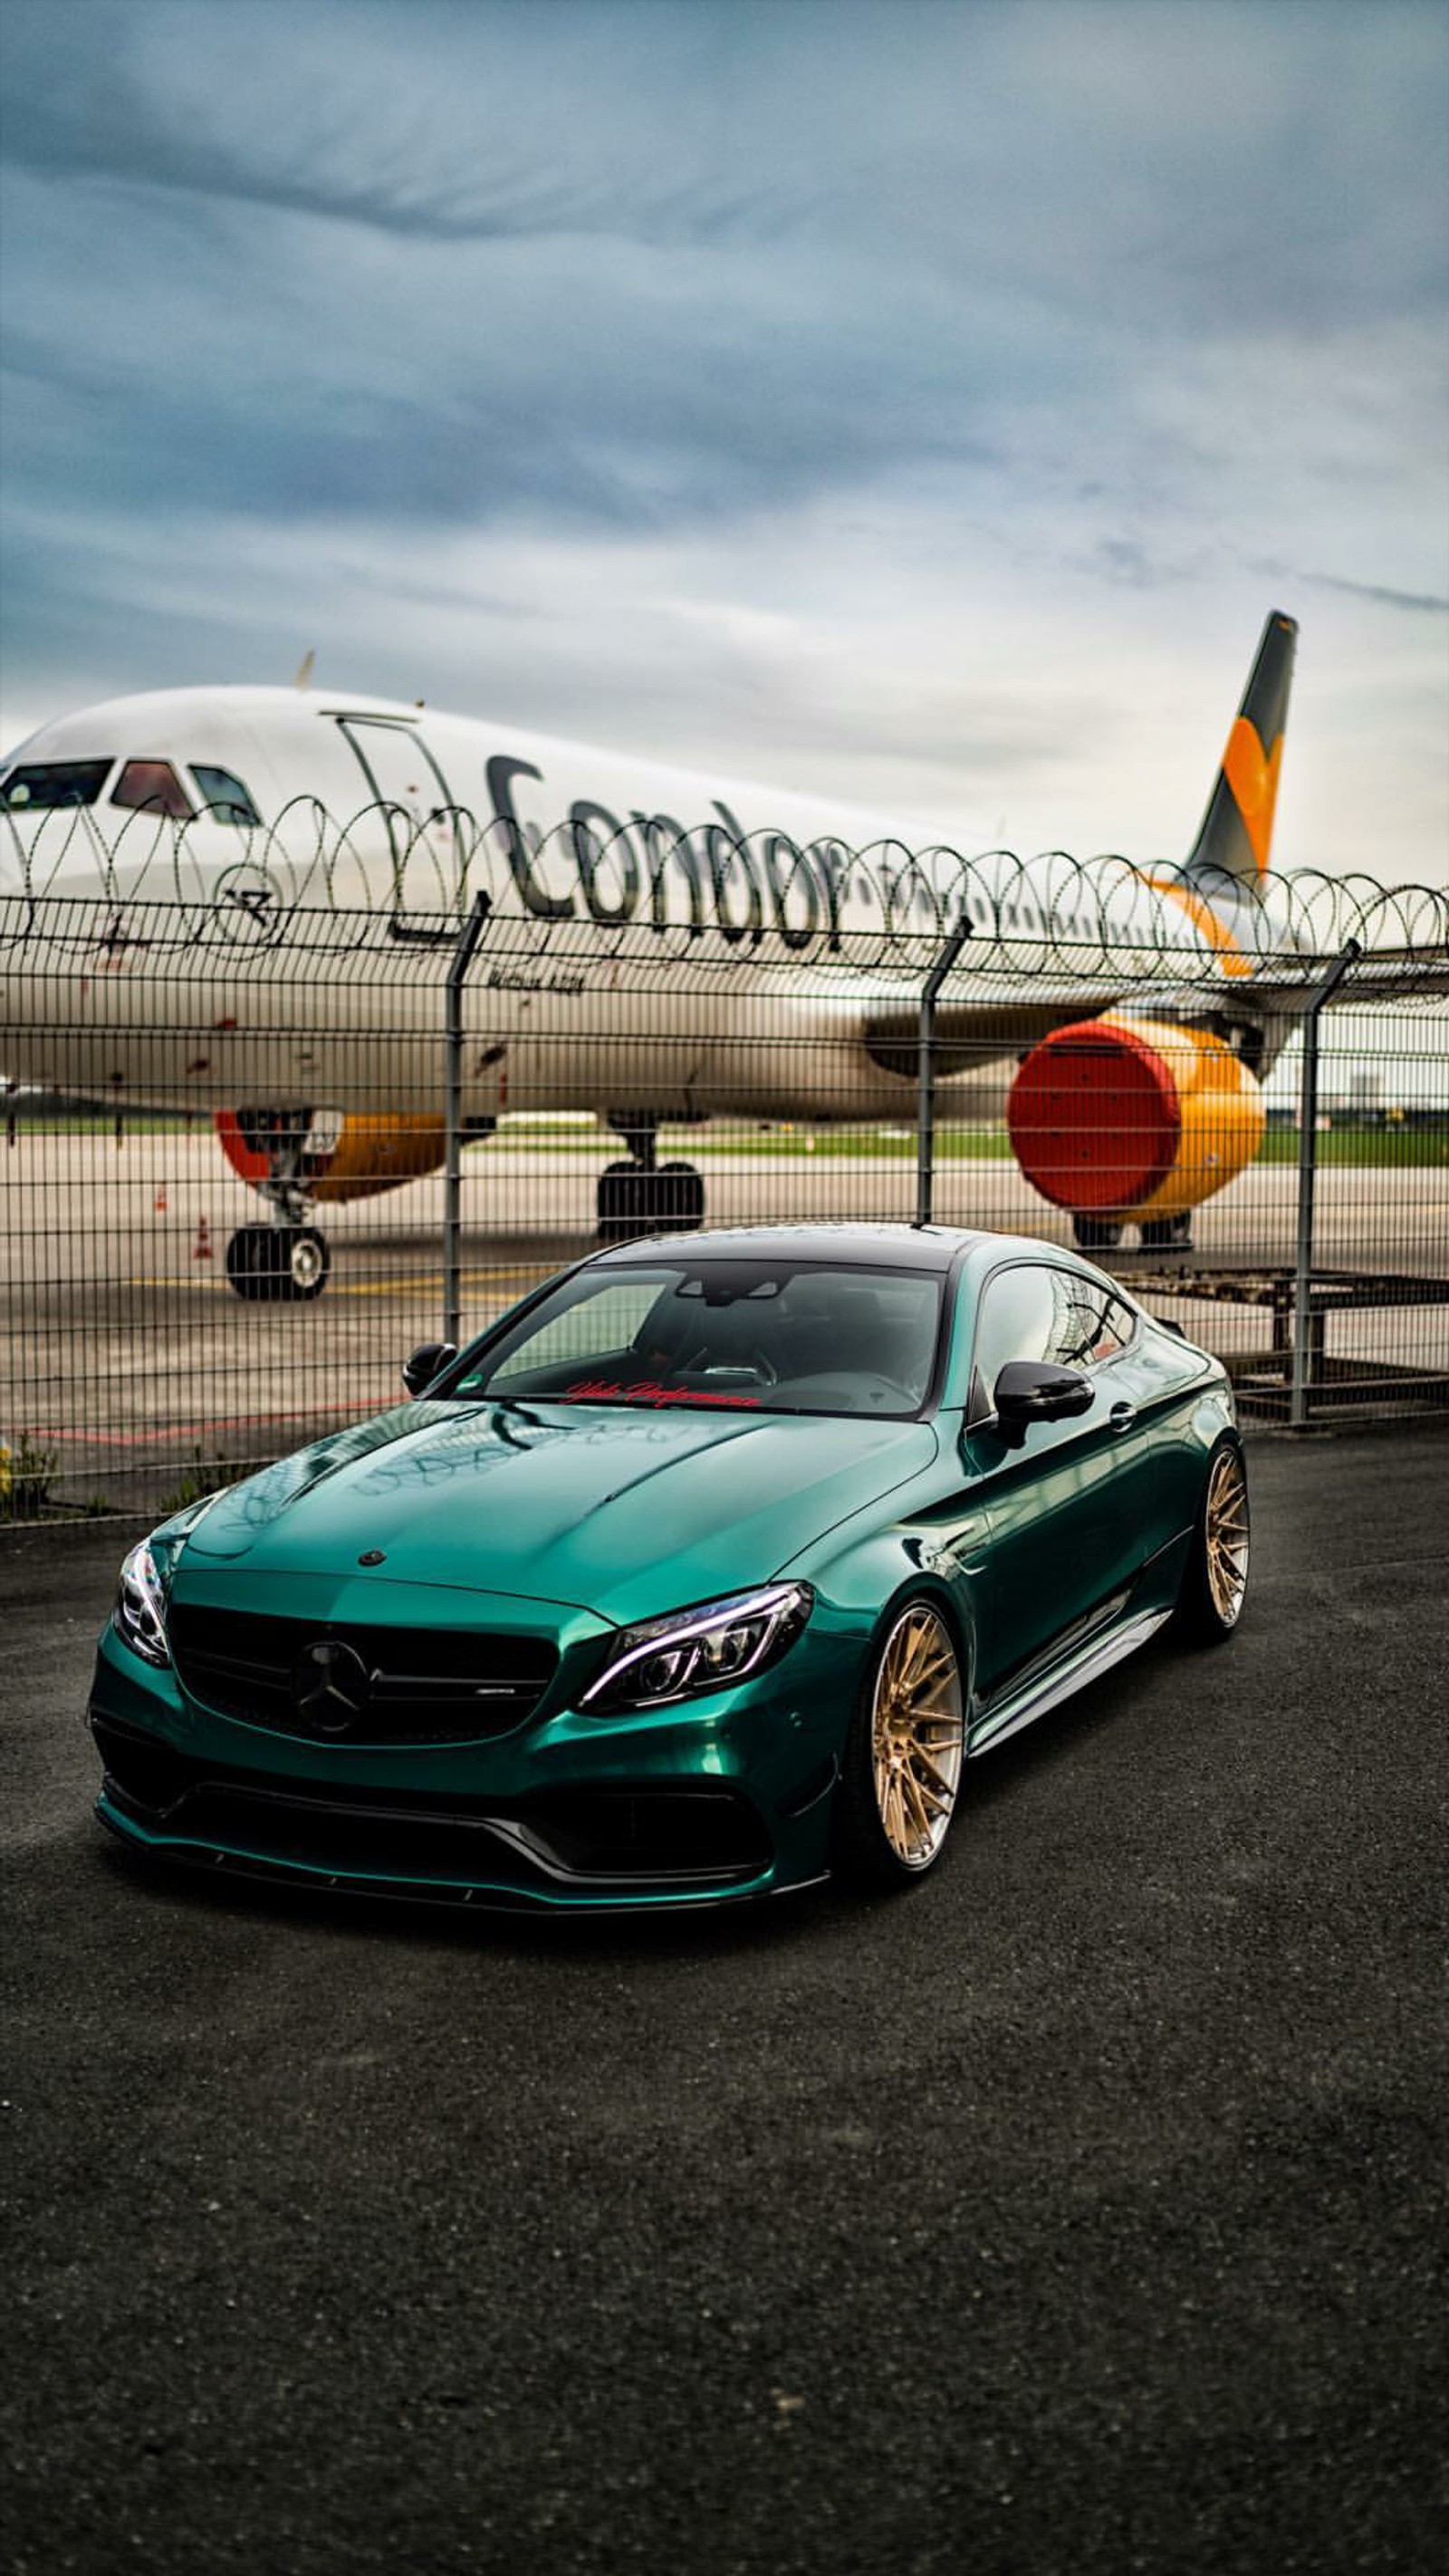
91,1713 -> 772,1892
97,1804 -> 771,1915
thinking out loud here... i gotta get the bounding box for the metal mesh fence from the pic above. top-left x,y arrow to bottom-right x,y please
3,826 -> 1446,1523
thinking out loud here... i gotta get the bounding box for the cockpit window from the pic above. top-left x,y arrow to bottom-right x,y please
110,757 -> 194,819
190,764 -> 261,826
110,759 -> 194,820
1,759 -> 113,811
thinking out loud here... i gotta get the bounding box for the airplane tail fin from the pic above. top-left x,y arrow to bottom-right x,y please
1184,610 -> 1296,894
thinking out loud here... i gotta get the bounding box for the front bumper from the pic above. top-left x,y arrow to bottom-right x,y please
88,1599 -> 860,1913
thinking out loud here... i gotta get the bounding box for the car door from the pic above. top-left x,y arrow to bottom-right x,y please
964,1262 -> 1158,1704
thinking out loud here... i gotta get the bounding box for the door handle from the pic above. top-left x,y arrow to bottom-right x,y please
1108,1401 -> 1137,1434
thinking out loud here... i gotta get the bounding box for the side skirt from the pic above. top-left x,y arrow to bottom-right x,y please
967,1608 -> 1174,1759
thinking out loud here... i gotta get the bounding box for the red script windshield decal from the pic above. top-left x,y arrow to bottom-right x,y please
560,1379 -> 763,1410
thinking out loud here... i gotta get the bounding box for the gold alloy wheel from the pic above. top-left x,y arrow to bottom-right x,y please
870,1605 -> 964,1870
1204,1446 -> 1251,1626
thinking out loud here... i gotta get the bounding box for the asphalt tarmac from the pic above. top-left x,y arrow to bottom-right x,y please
3,1428 -> 1447,2576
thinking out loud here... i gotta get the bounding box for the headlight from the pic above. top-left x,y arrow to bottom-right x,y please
581,1583 -> 812,1716
113,1541 -> 170,1668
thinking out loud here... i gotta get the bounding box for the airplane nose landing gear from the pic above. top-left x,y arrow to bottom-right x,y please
222,1110 -> 334,1299
597,1116 -> 705,1243
225,1223 -> 331,1302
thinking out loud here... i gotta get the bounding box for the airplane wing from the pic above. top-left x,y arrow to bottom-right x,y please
865,942 -> 1449,1078
863,990 -> 1129,1077
1232,946 -> 1449,1007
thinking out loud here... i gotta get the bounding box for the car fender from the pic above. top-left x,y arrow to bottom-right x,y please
1157,1377 -> 1241,1540
781,1515 -> 984,1719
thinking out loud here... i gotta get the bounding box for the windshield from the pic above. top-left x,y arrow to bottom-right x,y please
452,1261 -> 945,1418
1,759 -> 113,811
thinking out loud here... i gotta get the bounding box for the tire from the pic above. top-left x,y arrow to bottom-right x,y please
654,1161 -> 705,1231
223,1224 -> 330,1302
1174,1437 -> 1250,1644
224,1224 -> 271,1302
596,1160 -> 646,1242
596,1161 -> 705,1241
1140,1215 -> 1193,1251
831,1599 -> 966,1892
1073,1215 -> 1123,1251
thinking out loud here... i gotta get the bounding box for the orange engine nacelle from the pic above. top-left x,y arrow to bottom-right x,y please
1006,1015 -> 1264,1222
215,1110 -> 447,1205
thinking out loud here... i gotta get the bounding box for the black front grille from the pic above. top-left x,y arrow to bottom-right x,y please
167,1603 -> 556,1745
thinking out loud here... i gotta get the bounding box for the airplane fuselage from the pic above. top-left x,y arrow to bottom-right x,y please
1,682 -> 1272,1125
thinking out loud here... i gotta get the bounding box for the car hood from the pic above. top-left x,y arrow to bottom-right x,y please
173,1399 -> 938,1629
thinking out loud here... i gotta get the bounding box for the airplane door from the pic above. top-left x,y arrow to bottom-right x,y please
336,719 -> 461,921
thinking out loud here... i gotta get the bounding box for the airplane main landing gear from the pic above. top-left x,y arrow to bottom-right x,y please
1072,1216 -> 1123,1251
225,1224 -> 331,1302
1071,1212 -> 1195,1254
1138,1215 -> 1194,1252
596,1116 -> 705,1243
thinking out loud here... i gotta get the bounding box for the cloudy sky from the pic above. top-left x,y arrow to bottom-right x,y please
2,0 -> 1445,881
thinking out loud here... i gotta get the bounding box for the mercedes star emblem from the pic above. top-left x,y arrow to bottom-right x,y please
291,1639 -> 371,1735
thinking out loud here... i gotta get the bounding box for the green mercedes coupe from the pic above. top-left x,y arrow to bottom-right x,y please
91,1224 -> 1250,1911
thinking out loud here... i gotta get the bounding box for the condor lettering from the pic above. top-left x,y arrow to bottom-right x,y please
485,756 -> 845,950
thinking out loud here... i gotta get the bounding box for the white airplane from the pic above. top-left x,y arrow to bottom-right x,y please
4,610 -> 1415,1301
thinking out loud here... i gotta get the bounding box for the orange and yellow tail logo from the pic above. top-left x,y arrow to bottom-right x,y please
1221,713 -> 1284,878
1185,610 -> 1296,891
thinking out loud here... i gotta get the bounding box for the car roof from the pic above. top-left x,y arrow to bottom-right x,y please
590,1223 -> 990,1276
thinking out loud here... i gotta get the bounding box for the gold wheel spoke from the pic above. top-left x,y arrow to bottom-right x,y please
907,1768 -> 936,1834
909,1744 -> 957,1801
870,1609 -> 964,1868
911,1647 -> 955,1692
897,1623 -> 932,1692
1204,1452 -> 1250,1621
911,1689 -> 955,1725
910,1772 -> 952,1820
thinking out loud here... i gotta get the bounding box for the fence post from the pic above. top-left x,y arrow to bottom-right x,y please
1290,937 -> 1361,1427
916,914 -> 974,1227
444,891 -> 492,1347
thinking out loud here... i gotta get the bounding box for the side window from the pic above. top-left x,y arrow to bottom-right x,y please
1092,1295 -> 1137,1363
971,1267 -> 1133,1412
111,759 -> 193,819
971,1265 -> 1060,1405
191,764 -> 261,826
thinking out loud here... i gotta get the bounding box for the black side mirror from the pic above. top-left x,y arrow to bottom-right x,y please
991,1359 -> 1093,1446
402,1341 -> 457,1398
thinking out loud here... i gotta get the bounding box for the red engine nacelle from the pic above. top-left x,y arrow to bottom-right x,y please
1006,1015 -> 1264,1222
